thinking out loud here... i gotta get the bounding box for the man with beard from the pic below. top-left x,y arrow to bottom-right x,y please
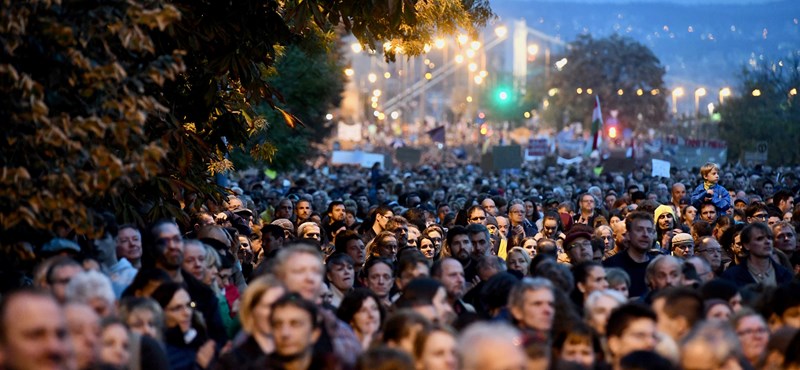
722,222 -> 793,286
442,226 -> 475,280
148,220 -> 227,344
466,224 -> 492,282
654,205 -> 678,253
295,199 -> 313,227
324,201 -> 346,231
384,216 -> 410,251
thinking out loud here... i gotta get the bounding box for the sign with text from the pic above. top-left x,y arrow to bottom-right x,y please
525,138 -> 550,160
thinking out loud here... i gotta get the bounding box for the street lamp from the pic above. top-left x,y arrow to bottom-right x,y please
672,87 -> 685,114
719,87 -> 731,104
527,44 -> 539,55
555,58 -> 568,71
694,87 -> 707,115
495,26 -> 508,38
752,89 -> 761,97
434,38 -> 445,49
351,43 -> 363,53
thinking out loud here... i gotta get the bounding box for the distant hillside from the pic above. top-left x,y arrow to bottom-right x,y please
491,0 -> 800,88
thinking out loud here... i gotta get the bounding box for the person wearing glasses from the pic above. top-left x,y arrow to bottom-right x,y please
574,193 -> 601,227
671,233 -> 694,259
532,211 -> 566,250
359,205 -> 394,243
151,282 -> 217,370
745,202 -> 770,224
466,205 -> 487,226
507,202 -> 537,241
695,236 -> 724,277
563,226 -> 595,265
732,309 -> 770,368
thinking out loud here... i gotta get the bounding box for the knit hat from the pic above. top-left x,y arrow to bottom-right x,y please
654,204 -> 676,224
672,233 -> 693,246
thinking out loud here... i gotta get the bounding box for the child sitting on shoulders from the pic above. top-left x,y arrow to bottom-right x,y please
690,162 -> 732,215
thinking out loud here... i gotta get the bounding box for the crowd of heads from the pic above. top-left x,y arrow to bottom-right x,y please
2,160 -> 800,370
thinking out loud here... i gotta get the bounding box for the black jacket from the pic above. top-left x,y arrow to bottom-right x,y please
720,258 -> 793,287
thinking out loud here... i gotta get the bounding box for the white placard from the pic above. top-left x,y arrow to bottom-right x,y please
652,158 -> 671,178
331,151 -> 384,168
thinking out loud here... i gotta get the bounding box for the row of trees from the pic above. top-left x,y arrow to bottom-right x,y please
1,0 -> 494,242
718,57 -> 800,166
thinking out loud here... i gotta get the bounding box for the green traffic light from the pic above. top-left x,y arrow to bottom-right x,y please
499,91 -> 508,100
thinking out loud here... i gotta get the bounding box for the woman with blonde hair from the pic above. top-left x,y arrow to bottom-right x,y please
216,275 -> 286,368
506,247 -> 531,277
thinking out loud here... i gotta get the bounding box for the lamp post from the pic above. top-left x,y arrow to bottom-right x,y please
719,87 -> 731,104
694,88 -> 706,116
672,87 -> 685,115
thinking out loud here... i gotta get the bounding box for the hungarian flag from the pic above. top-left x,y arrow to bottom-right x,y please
591,95 -> 603,150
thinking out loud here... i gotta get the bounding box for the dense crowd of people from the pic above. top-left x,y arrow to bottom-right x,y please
2,159 -> 800,370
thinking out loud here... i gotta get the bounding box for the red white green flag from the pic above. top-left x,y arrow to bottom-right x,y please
591,95 -> 603,150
